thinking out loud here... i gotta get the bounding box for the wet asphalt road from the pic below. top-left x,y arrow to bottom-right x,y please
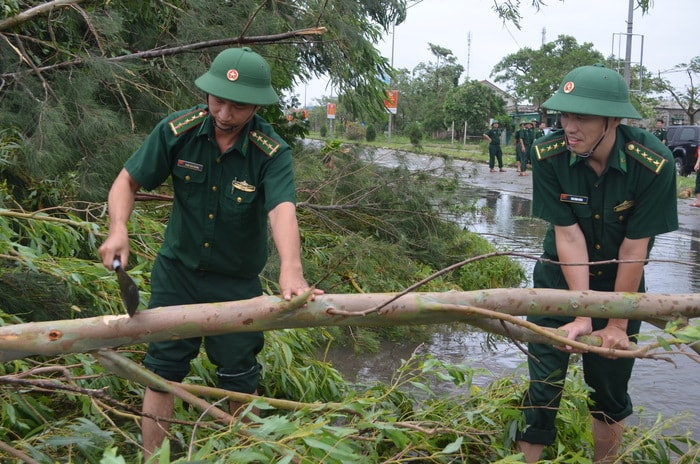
463,161 -> 700,233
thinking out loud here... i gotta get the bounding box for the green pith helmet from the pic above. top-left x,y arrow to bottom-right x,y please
194,47 -> 279,105
542,64 -> 641,119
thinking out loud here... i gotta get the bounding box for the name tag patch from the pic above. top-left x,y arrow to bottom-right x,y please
177,159 -> 204,172
560,193 -> 588,204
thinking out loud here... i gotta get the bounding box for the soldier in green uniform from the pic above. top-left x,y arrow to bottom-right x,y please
534,120 -> 546,140
516,65 -> 678,463
523,120 -> 535,165
483,121 -> 505,172
514,122 -> 526,174
98,47 -> 322,458
652,118 -> 667,145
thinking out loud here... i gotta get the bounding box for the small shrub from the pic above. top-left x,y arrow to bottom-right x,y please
320,125 -> 328,137
405,122 -> 423,148
344,122 -> 365,141
365,124 -> 377,142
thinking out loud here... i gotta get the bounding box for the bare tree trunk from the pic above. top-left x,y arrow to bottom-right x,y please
0,289 -> 698,362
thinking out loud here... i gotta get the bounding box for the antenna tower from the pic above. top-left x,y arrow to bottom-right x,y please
467,31 -> 472,78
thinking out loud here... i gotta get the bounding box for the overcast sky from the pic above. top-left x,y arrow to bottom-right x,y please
295,0 -> 698,106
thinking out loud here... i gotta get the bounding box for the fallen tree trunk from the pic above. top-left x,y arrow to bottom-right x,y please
0,289 -> 698,362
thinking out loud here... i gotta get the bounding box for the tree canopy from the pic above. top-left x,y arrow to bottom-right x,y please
491,35 -> 605,114
0,0 -> 407,201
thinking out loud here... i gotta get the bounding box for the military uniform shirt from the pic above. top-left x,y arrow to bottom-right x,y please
652,128 -> 667,144
124,104 -> 296,278
485,128 -> 501,145
532,125 -> 678,282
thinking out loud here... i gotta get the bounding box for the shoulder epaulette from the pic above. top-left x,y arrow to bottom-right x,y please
624,141 -> 668,174
249,130 -> 281,157
168,109 -> 208,137
534,135 -> 568,161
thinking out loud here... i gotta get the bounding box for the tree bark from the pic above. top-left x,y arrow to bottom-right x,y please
0,27 -> 327,80
0,289 -> 697,362
0,0 -> 85,31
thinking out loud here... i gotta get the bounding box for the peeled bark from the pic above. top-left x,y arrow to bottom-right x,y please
0,289 -> 697,362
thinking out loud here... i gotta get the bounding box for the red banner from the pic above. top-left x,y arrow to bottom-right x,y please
384,90 -> 398,114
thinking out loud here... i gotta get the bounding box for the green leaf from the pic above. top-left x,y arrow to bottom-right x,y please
100,447 -> 127,464
439,436 -> 463,454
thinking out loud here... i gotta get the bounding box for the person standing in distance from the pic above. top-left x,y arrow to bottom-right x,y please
483,121 -> 505,172
534,121 -> 547,140
98,47 -> 323,458
514,121 -> 526,174
516,64 -> 678,463
690,155 -> 700,207
652,118 -> 667,145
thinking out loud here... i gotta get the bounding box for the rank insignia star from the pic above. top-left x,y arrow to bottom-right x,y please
534,135 -> 568,160
169,110 -> 208,136
624,141 -> 667,174
249,131 -> 281,157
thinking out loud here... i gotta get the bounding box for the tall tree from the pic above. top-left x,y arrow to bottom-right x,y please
443,80 -> 506,137
660,56 -> 700,124
401,46 -> 464,136
490,0 -> 652,29
491,35 -> 605,116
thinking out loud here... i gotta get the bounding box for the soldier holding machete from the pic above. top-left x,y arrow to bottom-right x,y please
99,47 -> 322,459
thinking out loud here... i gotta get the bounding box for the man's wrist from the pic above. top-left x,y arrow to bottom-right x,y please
607,319 -> 628,331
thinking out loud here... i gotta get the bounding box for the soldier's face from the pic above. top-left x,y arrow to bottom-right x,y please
560,112 -> 619,153
208,96 -> 258,132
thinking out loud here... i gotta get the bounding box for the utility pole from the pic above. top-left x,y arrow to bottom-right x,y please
624,0 -> 634,86
388,22 -> 395,143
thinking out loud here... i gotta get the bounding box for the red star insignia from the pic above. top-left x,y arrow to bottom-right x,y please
226,69 -> 239,81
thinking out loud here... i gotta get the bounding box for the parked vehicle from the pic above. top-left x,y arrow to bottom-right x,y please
666,125 -> 700,176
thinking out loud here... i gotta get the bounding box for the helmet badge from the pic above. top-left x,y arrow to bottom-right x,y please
563,81 -> 575,93
226,69 -> 239,81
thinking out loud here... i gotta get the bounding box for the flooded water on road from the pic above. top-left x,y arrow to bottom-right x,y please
325,148 -> 700,441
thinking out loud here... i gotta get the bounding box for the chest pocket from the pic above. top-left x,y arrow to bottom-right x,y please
608,199 -> 635,223
223,179 -> 260,222
172,164 -> 206,201
571,203 -> 592,220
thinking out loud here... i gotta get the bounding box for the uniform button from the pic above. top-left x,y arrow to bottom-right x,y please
597,271 -> 603,276
618,215 -> 625,221
208,213 -> 214,220
212,186 -> 218,192
203,242 -> 210,248
595,244 -> 601,250
216,158 -> 222,164
594,214 -> 601,220
237,197 -> 242,203
185,175 -> 191,181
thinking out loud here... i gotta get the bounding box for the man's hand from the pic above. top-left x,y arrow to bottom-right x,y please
278,269 -> 324,301
591,324 -> 630,359
555,316 -> 593,353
